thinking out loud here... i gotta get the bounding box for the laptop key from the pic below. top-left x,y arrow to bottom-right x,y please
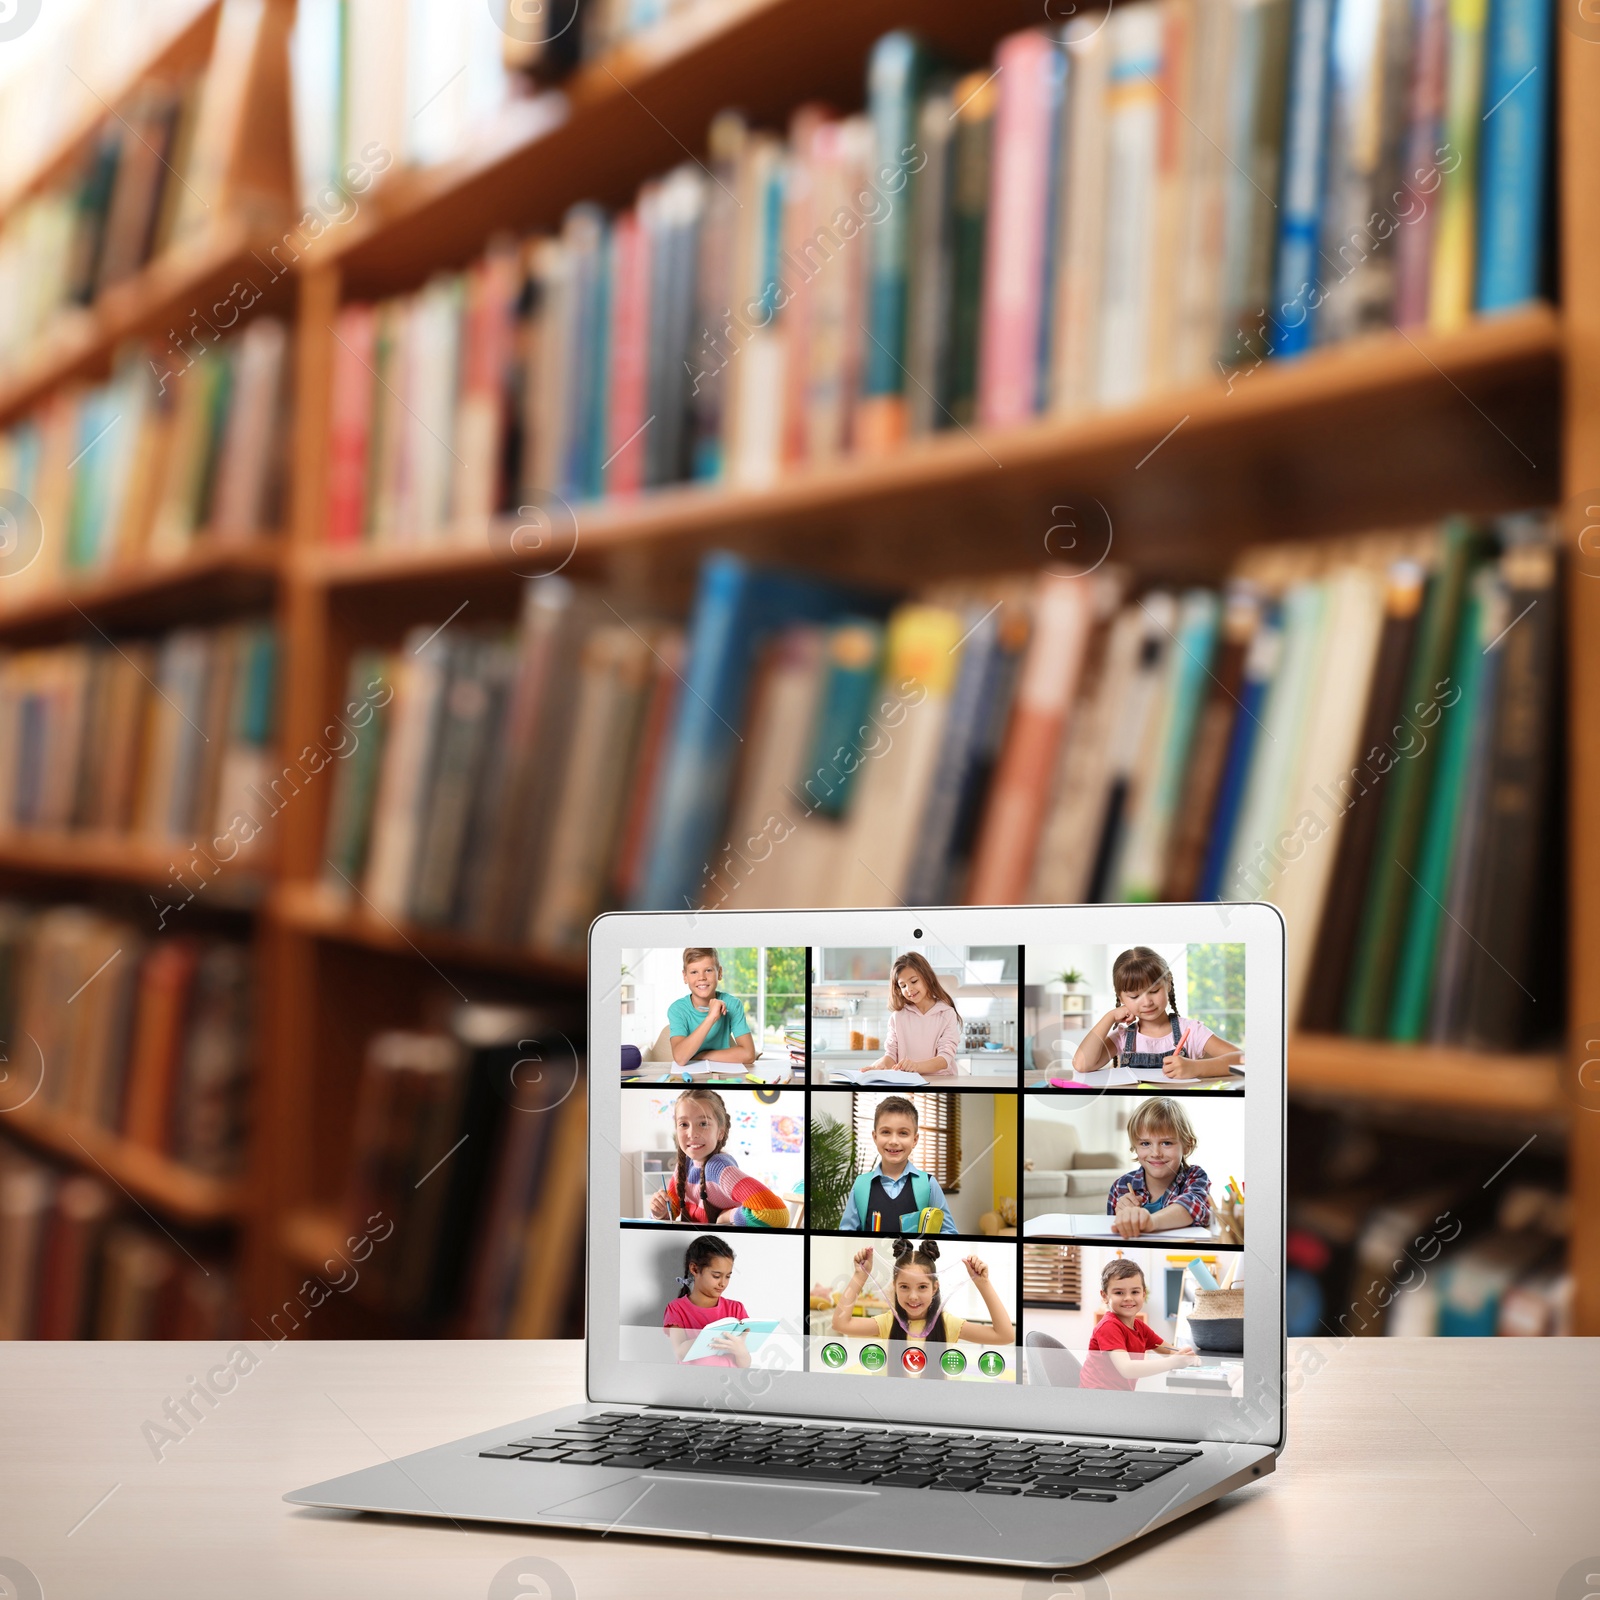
479,1447 -> 529,1459
516,1450 -> 571,1463
653,1459 -> 883,1485
874,1472 -> 938,1489
506,1437 -> 568,1449
603,1454 -> 668,1470
561,1452 -> 611,1466
977,1485 -> 1021,1495
933,1476 -> 984,1491
1025,1489 -> 1075,1499
1077,1492 -> 1119,1503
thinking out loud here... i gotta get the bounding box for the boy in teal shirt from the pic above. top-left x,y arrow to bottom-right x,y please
668,948 -> 757,1067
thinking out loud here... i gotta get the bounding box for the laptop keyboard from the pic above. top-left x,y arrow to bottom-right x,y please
479,1413 -> 1203,1499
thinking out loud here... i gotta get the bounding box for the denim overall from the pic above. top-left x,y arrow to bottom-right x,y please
1120,1013 -> 1181,1071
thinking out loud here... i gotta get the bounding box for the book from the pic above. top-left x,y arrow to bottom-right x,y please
1428,0 -> 1492,331
1270,0 -> 1336,353
1474,0 -> 1554,311
978,29 -> 1065,427
1344,522 -> 1486,1035
969,572 -> 1097,903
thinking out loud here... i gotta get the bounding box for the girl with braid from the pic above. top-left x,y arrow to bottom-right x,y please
646,1088 -> 789,1228
662,1236 -> 751,1367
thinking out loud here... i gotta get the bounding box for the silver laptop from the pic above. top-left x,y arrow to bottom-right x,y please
286,904 -> 1284,1570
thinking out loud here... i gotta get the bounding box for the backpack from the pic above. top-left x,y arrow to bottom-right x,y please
850,1169 -> 933,1231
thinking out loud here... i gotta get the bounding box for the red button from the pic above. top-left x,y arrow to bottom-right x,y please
901,1347 -> 926,1373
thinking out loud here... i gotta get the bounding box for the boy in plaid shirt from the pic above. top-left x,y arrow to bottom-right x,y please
1106,1097 -> 1213,1238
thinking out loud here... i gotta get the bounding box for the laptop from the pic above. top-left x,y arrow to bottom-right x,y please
286,903 -> 1284,1569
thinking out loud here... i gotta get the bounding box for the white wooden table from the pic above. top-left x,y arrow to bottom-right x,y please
0,1337 -> 1595,1598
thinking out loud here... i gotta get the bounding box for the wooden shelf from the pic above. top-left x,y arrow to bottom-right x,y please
271,881 -> 587,984
1289,1033 -> 1566,1120
299,306 -> 1563,594
319,0 -> 1041,295
0,217 -> 286,427
0,0 -> 219,214
0,543 -> 282,643
0,1098 -> 241,1226
0,831 -> 272,906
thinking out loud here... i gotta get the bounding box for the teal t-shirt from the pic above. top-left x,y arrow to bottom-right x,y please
667,990 -> 752,1055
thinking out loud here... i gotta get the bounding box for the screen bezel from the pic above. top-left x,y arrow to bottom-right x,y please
586,903 -> 1285,1449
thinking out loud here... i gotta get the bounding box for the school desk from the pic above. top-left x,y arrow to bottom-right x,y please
2,1336 -> 1593,1598
1023,1214 -> 1220,1243
1021,1063 -> 1247,1089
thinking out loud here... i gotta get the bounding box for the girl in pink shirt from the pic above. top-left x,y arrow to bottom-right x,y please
661,1236 -> 751,1367
872,952 -> 962,1078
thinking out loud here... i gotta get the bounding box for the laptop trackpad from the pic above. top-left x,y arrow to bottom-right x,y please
539,1473 -> 878,1539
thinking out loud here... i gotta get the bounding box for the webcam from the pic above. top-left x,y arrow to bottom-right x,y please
912,927 -> 923,939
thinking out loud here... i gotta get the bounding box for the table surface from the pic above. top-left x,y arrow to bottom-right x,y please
1,1337 -> 1594,1599
1023,1213 -> 1219,1242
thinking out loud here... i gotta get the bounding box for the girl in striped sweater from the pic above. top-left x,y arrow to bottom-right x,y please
647,1088 -> 788,1228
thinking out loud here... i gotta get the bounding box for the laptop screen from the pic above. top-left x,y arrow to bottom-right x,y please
615,937 -> 1248,1405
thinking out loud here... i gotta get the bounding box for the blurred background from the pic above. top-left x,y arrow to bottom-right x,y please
0,0 -> 1591,1343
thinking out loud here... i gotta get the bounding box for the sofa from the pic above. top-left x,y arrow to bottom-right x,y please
1022,1117 -> 1122,1220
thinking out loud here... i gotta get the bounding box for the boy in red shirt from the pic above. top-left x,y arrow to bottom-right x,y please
1080,1256 -> 1201,1391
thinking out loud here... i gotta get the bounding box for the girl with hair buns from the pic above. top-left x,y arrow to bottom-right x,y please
646,1087 -> 788,1228
868,952 -> 962,1079
830,1239 -> 1014,1351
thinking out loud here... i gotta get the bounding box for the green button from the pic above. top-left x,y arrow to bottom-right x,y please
977,1350 -> 1006,1376
859,1344 -> 887,1371
820,1342 -> 848,1369
939,1349 -> 967,1375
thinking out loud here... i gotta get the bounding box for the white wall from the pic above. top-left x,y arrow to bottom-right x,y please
618,1227 -> 803,1326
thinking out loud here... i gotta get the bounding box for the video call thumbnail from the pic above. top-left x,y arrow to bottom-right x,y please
619,944 -> 807,1083
621,1085 -> 805,1229
808,1236 -> 1019,1381
812,943 -> 1019,1087
1023,1094 -> 1246,1247
618,1226 -> 804,1371
1023,1243 -> 1245,1398
1023,941 -> 1246,1091
809,1089 -> 1016,1238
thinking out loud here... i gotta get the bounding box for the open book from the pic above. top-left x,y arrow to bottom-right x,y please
681,1317 -> 781,1362
823,1066 -> 924,1087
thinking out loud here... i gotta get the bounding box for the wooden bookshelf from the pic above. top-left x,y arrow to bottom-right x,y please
0,542 -> 281,643
1288,1036 -> 1566,1121
298,306 -> 1561,594
0,0 -> 220,213
271,881 -> 587,984
0,831 -> 272,905
0,1098 -> 241,1226
2,0 -> 1593,1337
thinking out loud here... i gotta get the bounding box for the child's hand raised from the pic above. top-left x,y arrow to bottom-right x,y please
962,1254 -> 989,1282
704,996 -> 726,1022
1110,1001 -> 1138,1026
852,1246 -> 876,1278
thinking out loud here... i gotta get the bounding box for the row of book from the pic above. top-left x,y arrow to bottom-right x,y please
0,621 -> 278,850
0,1139 -> 236,1339
1287,1109 -> 1571,1337
319,2 -> 1552,542
0,903 -> 254,1177
335,1010 -> 587,1336
0,0 -> 207,200
0,318 -> 289,600
0,70 -> 215,371
288,0 -> 694,219
323,512 -> 1559,1051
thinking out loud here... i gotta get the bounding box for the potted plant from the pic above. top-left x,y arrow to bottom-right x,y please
807,1112 -> 860,1231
